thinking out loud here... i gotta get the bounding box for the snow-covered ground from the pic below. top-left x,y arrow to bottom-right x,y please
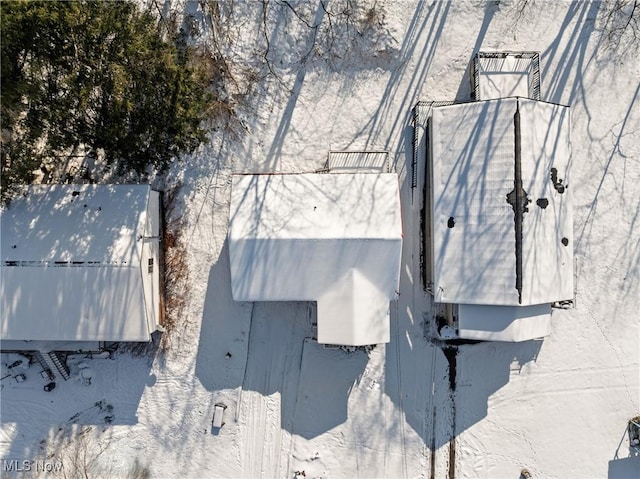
2,1 -> 639,478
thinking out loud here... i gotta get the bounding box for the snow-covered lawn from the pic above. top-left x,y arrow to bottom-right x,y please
2,1 -> 638,478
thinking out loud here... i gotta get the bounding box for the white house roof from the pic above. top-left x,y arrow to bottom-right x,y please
1,267 -> 149,342
456,303 -> 552,341
1,185 -> 155,343
317,268 -> 392,345
2,185 -> 149,264
430,97 -> 573,307
229,173 -> 402,241
229,173 -> 403,346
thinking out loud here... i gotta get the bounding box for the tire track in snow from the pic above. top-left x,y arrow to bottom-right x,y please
240,302 -> 310,478
586,310 -> 638,410
392,299 -> 409,479
486,372 -> 637,410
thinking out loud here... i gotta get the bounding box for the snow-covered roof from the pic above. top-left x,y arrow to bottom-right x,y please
1,185 -> 156,343
229,173 -> 403,346
430,97 -> 573,307
229,173 -> 402,241
456,303 -> 552,341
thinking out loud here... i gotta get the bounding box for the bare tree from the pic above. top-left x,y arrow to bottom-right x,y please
600,0 -> 640,51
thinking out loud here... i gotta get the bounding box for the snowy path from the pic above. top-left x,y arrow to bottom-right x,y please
239,302 -> 312,478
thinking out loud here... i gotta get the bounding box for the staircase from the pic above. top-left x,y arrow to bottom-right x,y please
34,351 -> 70,381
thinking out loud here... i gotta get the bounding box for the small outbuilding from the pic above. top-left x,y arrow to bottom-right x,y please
228,173 -> 403,346
1,185 -> 162,352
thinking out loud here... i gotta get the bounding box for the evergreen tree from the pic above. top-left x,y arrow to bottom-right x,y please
1,0 -> 212,201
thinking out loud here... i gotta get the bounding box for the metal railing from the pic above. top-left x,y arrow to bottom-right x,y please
471,51 -> 541,101
321,150 -> 391,173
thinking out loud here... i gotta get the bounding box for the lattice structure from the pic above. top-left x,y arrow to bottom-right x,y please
324,150 -> 390,173
471,51 -> 541,101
